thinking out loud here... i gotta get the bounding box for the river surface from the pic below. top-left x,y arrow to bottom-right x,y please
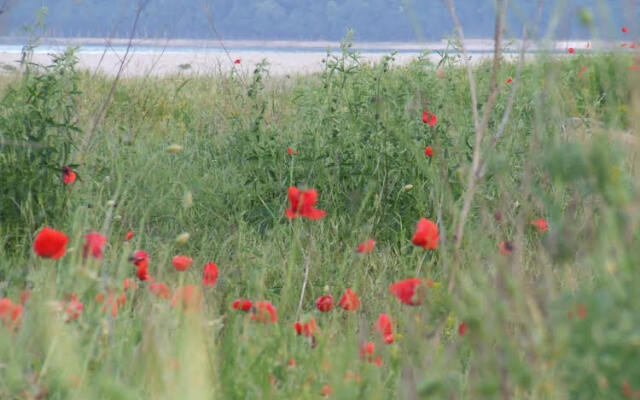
0,38 -> 598,76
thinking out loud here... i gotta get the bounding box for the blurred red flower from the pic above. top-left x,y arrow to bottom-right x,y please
506,77 -> 513,84
149,282 -> 171,299
125,230 -> 134,241
424,146 -> 433,157
422,110 -> 437,126
412,218 -> 439,249
374,313 -> 394,344
172,255 -> 193,271
83,232 -> 106,259
338,288 -> 360,311
251,300 -> 278,323
202,262 -> 218,286
321,385 -> 332,397
568,47 -> 575,54
530,218 -> 548,232
33,226 -> 68,259
316,294 -> 334,312
622,26 -> 628,33
499,240 -> 513,255
286,187 -> 326,219
360,342 -> 382,366
62,166 -> 76,185
293,317 -> 317,338
232,298 -> 252,311
357,239 -> 376,253
234,59 -> 241,64
389,278 -> 434,306
65,294 -> 83,322
0,298 -> 23,330
458,322 -> 467,336
131,250 -> 152,281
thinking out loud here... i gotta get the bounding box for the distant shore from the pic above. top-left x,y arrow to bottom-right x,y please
0,37 -> 602,76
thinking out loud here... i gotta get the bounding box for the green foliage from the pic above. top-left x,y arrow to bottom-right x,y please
2,46 -> 640,399
0,47 -> 82,246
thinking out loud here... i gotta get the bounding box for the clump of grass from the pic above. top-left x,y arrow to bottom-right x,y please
1,39 -> 640,399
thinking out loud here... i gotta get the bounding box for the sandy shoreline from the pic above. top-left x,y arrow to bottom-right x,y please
0,37 -> 597,76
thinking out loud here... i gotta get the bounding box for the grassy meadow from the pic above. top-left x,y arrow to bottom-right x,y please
1,41 -> 640,399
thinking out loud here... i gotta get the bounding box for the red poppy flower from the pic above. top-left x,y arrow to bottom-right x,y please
131,250 -> 152,281
65,294 -> 83,322
568,47 -> 575,54
202,262 -> 219,287
458,322 -> 467,336
530,218 -> 548,232
33,226 -> 68,259
123,278 -> 137,291
285,187 -> 326,220
250,300 -> 278,323
374,313 -> 394,344
389,278 -> 434,306
622,26 -> 628,33
360,342 -> 382,366
321,385 -> 332,397
0,298 -> 22,329
171,285 -> 202,311
172,255 -> 193,271
338,288 -> 360,311
357,239 -> 376,253
412,218 -> 439,249
62,166 -> 76,185
234,59 -> 241,64
422,110 -> 437,126
149,282 -> 171,299
499,240 -> 513,255
424,146 -> 433,157
506,77 -> 513,84
316,294 -> 334,312
287,147 -> 293,155
232,298 -> 252,311
293,317 -> 317,338
83,232 -> 106,259
632,43 -> 637,49
125,230 -> 134,241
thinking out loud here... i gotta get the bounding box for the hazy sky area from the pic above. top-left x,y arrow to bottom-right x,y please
0,0 -> 635,42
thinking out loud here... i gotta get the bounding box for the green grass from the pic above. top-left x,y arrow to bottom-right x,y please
2,46 -> 640,399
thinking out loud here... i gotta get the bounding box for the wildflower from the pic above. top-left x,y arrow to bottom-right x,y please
316,294 -> 334,312
321,385 -> 332,397
123,278 -> 137,291
172,255 -> 193,271
403,184 -> 414,191
389,278 -> 434,306
102,291 -> 126,317
499,240 -> 514,255
232,298 -> 252,311
166,144 -> 183,153
285,187 -> 326,220
424,146 -> 433,157
422,110 -> 437,126
412,218 -> 439,249
33,226 -> 68,259
357,239 -> 376,254
125,230 -> 134,241
171,285 -> 202,311
530,218 -> 548,232
62,166 -> 76,184
65,294 -> 83,322
360,342 -> 382,366
374,313 -> 394,344
131,250 -> 152,281
568,47 -> 575,54
338,288 -> 360,311
458,322 -> 467,336
506,77 -> 513,84
251,300 -> 278,323
83,232 -> 106,259
293,317 -> 317,338
175,232 -> 190,244
202,262 -> 218,286
0,298 -> 22,329
287,147 -> 295,156
622,26 -> 628,33
149,282 -> 171,299
234,59 -> 241,64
